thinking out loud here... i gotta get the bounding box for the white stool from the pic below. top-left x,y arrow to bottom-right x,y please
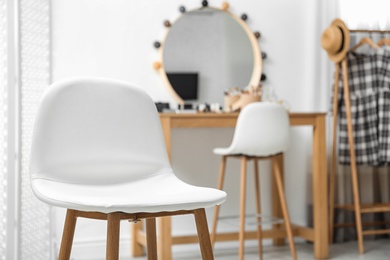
210,102 -> 296,260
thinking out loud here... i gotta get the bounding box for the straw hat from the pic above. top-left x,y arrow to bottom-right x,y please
321,19 -> 350,63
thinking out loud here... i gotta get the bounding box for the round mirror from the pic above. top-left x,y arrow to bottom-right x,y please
157,7 -> 262,105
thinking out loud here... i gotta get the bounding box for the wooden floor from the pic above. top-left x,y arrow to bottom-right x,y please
167,239 -> 390,260
80,238 -> 390,260
71,239 -> 390,260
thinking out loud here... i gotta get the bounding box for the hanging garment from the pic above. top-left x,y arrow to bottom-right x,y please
377,47 -> 390,164
336,51 -> 381,166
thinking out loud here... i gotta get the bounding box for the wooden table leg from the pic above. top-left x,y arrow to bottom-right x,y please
158,117 -> 173,260
131,221 -> 144,256
160,117 -> 172,161
313,115 -> 329,259
272,154 -> 285,246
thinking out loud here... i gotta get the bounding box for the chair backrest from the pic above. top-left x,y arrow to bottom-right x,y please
230,102 -> 290,156
30,78 -> 172,185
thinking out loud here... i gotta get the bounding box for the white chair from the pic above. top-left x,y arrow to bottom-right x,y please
210,102 -> 296,260
29,78 -> 227,260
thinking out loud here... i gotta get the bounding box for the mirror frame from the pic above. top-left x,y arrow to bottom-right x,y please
153,3 -> 262,105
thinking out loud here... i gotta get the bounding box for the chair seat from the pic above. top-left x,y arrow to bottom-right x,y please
32,173 -> 226,214
30,78 -> 225,259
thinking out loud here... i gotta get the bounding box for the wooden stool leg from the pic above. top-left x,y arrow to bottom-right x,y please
253,159 -> 263,260
239,156 -> 247,260
59,209 -> 77,260
329,63 -> 340,244
342,59 -> 364,253
194,209 -> 214,260
211,156 -> 227,246
107,213 -> 121,260
273,156 -> 297,260
146,218 -> 158,260
271,155 -> 284,246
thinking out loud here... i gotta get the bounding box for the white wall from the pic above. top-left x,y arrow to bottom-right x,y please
51,0 -> 336,258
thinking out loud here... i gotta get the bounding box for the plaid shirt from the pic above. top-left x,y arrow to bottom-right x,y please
335,49 -> 390,166
377,47 -> 390,164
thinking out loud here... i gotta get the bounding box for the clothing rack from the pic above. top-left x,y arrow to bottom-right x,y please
350,29 -> 390,33
324,19 -> 390,255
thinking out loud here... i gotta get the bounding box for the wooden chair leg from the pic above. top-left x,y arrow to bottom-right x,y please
211,156 -> 227,246
107,213 -> 121,260
59,209 -> 77,260
329,62 -> 340,244
194,208 -> 214,260
341,59 -> 364,253
253,159 -> 263,260
273,156 -> 297,260
146,218 -> 157,260
239,156 -> 247,260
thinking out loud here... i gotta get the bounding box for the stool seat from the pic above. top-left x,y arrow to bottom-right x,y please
213,102 -> 290,157
213,147 -> 282,158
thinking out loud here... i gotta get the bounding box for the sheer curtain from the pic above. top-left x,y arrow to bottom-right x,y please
0,0 -> 8,258
19,0 -> 52,258
0,0 -> 51,259
333,0 -> 390,242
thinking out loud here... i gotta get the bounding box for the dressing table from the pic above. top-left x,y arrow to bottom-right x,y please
131,112 -> 328,259
133,2 -> 329,259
